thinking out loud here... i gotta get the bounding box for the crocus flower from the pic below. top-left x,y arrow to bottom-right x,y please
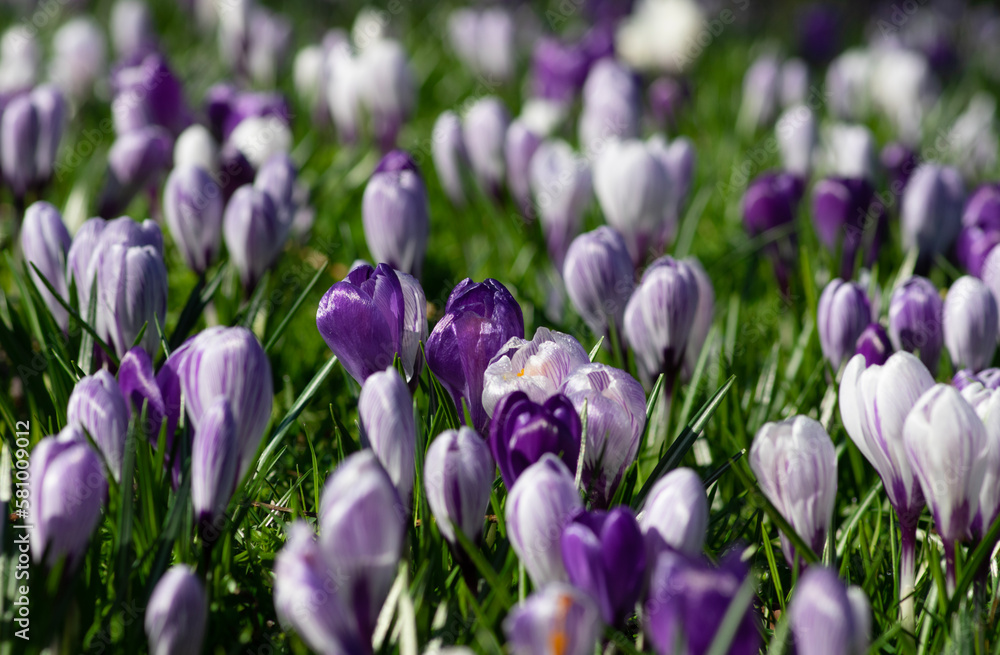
49,17 -> 107,101
578,59 -> 640,153
423,426 -> 494,544
462,96 -> 510,199
820,123 -> 877,182
959,383 -> 1000,540
1,94 -> 38,199
561,507 -> 645,626
20,201 -> 72,330
623,256 -> 700,387
100,126 -> 173,217
67,370 -> 130,481
482,327 -> 590,419
593,139 -> 670,265
191,396 -> 238,531
110,0 -> 156,60
854,323 -> 892,368
503,584 -> 602,655
943,276 -> 999,373
749,415 -> 837,566
817,278 -> 871,371
529,139 -> 593,268
811,176 -> 886,279
361,150 -> 430,278
31,85 -> 66,186
163,165 -> 224,275
560,363 -> 646,508
506,454 -> 584,587
530,37 -> 588,103
448,8 -> 515,82
426,278 -> 524,432
223,184 -> 284,290
639,467 -> 708,558
97,242 -> 168,358
29,426 -> 107,569
253,153 -> 298,233
431,111 -> 469,207
904,384 -> 988,589
357,38 -> 415,151
901,163 -> 965,260
227,113 -> 293,170
117,345 -> 167,437
682,256 -> 714,380
739,54 -> 781,131
881,142 -> 918,194
789,567 -> 870,655
174,124 -> 220,174
742,171 -> 803,292
144,566 -> 207,655
563,227 -> 635,346
111,53 -> 189,136
956,184 -> 1000,277
888,276 -> 944,374
489,391 -> 582,490
643,549 -> 760,655
359,367 -> 416,503
648,135 -> 696,232
319,451 -> 406,643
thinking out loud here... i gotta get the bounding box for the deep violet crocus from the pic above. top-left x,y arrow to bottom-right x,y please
956,183 -> 1000,277
811,176 -> 887,279
742,171 -> 804,293
854,323 -> 892,368
888,276 -> 944,374
361,150 -> 430,278
489,391 -> 582,490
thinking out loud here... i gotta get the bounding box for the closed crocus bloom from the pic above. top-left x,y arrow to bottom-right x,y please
319,451 -> 406,642
67,370 -> 130,481
31,85 -> 65,185
483,327 -> 590,418
1,94 -> 38,198
742,171 -> 803,292
651,136 -> 696,227
750,416 -> 837,565
117,346 -> 167,436
881,142 -> 918,193
227,115 -> 293,169
870,48 -> 935,144
20,201 -> 72,330
325,36 -> 362,145
560,363 -> 645,507
561,507 -> 645,626
888,276 -> 944,373
274,522 -> 364,655
624,256 -> 700,387
639,467 -> 708,558
489,391 -> 582,489
144,566 -> 207,655
254,153 -> 298,228
163,165 -> 224,274
49,17 -> 107,101
426,278 -> 524,432
504,584 -> 602,655
682,257 -> 714,380
223,185 -> 284,290
29,427 -> 107,569
789,568 -> 869,655
506,120 -> 543,216
943,276 -> 999,372
101,126 -> 173,217
293,44 -> 326,122
506,454 -> 584,586
811,177 -> 886,279
817,278 -> 871,371
854,323 -> 892,368
904,384 -> 988,587
901,164 -> 965,258
780,58 -> 810,107
191,397 -> 238,529
359,368 -> 416,502
956,184 -> 1000,277
562,227 -> 635,344
174,124 -> 219,174
820,123 -> 877,182
578,59 -> 641,152
960,383 -> 1000,539
643,549 -> 760,655
111,0 -> 156,59
739,54 -> 781,131
431,111 -> 469,206
531,37 -> 588,102
114,53 -> 190,136
594,139 -> 670,265
983,246 -> 1000,312
529,139 -> 593,268
362,150 -> 430,277
97,243 -> 167,357
357,38 -> 415,151
825,50 -> 870,120
396,269 -> 429,385
423,427 -> 494,544
462,97 -> 510,198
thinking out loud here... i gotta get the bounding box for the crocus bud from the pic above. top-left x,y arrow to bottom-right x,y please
901,164 -> 965,258
817,278 -> 871,370
227,114 -> 293,169
623,256 -> 700,387
650,135 -> 696,228
159,326 -> 273,479
742,171 -> 803,291
325,37 -> 362,145
319,451 -> 406,642
594,139 -> 670,265
117,346 -> 167,436
482,327 -> 590,418
293,44 -> 326,121
101,126 -> 173,217
489,391 -> 582,489
357,38 -> 415,151
111,0 -> 156,60
780,59 -> 810,107
20,201 -> 72,330
811,177 -> 886,279
359,367 -> 416,502
530,37 -> 588,102
112,53 -> 190,136
448,8 -> 514,82
506,454 -> 584,587
869,48 -> 934,144
682,256 -> 714,380
67,370 -> 130,481
839,352 -> 933,529
97,242 -> 168,358
217,143 -> 256,201
506,119 -> 543,216
560,363 -> 646,507
144,566 -> 207,655
563,227 -> 635,344
174,124 -> 220,174
561,507 -> 645,626
789,568 -> 870,655
739,54 -> 781,131
245,9 -> 292,87
50,17 -> 107,101
881,142 -> 918,193
163,166 -> 224,274
0,27 -> 40,92
462,97 -> 510,198
854,323 -> 892,368
529,139 -> 593,268
191,396 -> 238,529
821,123 -> 877,181
426,278 -> 524,432
888,276 -> 944,373
960,384 -> 1000,539
254,153 -> 298,230
957,184 -> 1000,276
362,150 -> 430,277
943,276 -> 999,373
503,584 -> 602,655
639,467 -> 708,558
750,415 -> 837,565
431,111 -> 469,207
643,550 -> 760,655
1,94 -> 38,198
578,59 -> 641,152
423,426 -> 494,544
29,427 -> 107,569
32,85 -> 65,185
223,185 -> 284,290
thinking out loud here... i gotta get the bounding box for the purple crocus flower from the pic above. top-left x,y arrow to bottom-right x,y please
505,120 -> 543,217
110,0 -> 156,61
639,467 -> 708,559
423,426 -> 494,545
67,370 -> 130,481
943,276 -> 999,373
99,126 -> 173,217
578,59 -> 640,153
359,367 -> 416,503
789,568 -> 870,655
529,139 -> 593,268
205,84 -> 291,142
223,185 -> 284,291
960,383 -> 1000,541
20,201 -> 72,330
681,256 -> 714,381
357,38 -> 415,151
489,391 -> 582,490
854,323 -> 892,368
462,96 -> 510,199
254,153 -> 298,233
1,94 -> 39,199
811,177 -> 886,279
901,163 -> 965,260
888,276 -> 944,373
562,227 -> 635,346
817,278 -> 871,371
561,507 -> 645,626
881,142 -> 918,194
111,53 -> 190,136
191,396 -> 238,531
50,18 -> 107,102
362,150 -> 430,278
426,277 -> 524,432
560,363 -> 646,508
504,584 -> 602,655
530,37 -> 589,103
742,171 -> 803,292
144,566 -> 208,655
97,241 -> 168,358
163,165 -> 224,275
28,426 -> 107,569
957,183 -> 1000,277
431,111 -> 470,207
31,85 -> 66,186
643,549 -> 760,655
117,345 -> 167,437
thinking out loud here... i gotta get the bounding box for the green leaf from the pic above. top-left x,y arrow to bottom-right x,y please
587,336 -> 604,362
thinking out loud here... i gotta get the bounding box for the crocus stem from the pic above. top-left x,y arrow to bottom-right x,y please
900,522 -> 917,640
943,540 -> 957,596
